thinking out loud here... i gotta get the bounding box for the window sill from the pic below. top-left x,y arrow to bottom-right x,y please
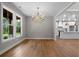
1,35 -> 22,43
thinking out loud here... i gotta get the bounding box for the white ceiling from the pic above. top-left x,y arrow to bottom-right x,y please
67,2 -> 79,11
57,2 -> 79,20
13,2 -> 70,16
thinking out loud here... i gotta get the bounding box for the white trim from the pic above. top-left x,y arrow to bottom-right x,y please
1,4 -> 15,42
59,38 -> 79,40
1,3 -> 3,43
56,2 -> 76,17
15,13 -> 23,38
25,38 -> 55,40
0,39 -> 25,55
1,4 -> 23,43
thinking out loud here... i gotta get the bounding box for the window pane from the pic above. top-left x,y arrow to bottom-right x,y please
16,16 -> 21,36
3,17 -> 9,39
9,25 -> 13,38
3,8 -> 13,40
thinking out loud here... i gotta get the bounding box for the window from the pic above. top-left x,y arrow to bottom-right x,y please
3,8 -> 13,40
2,6 -> 22,42
16,16 -> 22,37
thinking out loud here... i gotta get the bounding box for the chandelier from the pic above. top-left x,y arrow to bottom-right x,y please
32,7 -> 45,23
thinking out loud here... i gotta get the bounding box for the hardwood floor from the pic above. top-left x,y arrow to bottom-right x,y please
0,39 -> 79,57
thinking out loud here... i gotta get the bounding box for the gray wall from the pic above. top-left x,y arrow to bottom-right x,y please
25,16 -> 55,38
0,2 -> 27,52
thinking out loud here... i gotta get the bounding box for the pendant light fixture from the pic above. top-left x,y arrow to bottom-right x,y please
32,6 -> 45,23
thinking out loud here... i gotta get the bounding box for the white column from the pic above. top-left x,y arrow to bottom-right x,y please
13,13 -> 16,38
54,17 -> 56,40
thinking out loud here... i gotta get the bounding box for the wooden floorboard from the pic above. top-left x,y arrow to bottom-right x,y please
0,39 -> 79,57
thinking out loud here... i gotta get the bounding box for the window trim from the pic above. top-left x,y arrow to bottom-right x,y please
1,5 -> 15,42
1,4 -> 23,43
15,13 -> 22,37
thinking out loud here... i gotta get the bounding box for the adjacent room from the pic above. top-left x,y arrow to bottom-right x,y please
0,2 -> 79,57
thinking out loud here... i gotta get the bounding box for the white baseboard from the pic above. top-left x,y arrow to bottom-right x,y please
0,39 -> 25,55
25,38 -> 55,40
60,38 -> 79,39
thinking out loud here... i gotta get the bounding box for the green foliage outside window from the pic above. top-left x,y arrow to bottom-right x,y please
3,18 -> 9,39
16,19 -> 21,36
